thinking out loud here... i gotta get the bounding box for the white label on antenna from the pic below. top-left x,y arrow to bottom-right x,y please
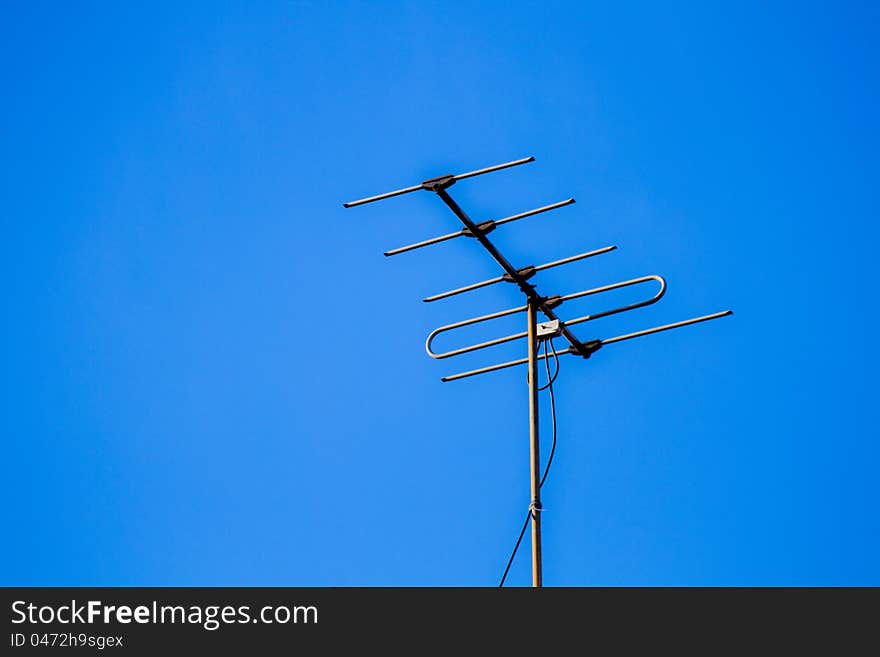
537,319 -> 562,338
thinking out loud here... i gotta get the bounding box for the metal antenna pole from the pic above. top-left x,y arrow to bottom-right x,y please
527,299 -> 543,587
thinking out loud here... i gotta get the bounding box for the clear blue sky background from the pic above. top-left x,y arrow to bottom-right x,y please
2,2 -> 878,586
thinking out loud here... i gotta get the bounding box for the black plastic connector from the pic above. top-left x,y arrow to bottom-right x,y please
572,339 -> 603,359
462,220 -> 496,237
421,174 -> 456,192
501,265 -> 536,283
542,295 -> 563,310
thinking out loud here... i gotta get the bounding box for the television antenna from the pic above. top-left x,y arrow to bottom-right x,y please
344,156 -> 732,587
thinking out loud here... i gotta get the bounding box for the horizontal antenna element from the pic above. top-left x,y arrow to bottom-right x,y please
384,198 -> 576,257
342,156 -> 535,208
423,245 -> 617,302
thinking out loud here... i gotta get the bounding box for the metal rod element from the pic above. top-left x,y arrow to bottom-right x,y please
601,309 -> 733,345
423,245 -> 617,303
341,183 -> 423,209
384,230 -> 462,257
383,198 -> 576,257
440,348 -> 558,382
342,156 -> 534,208
454,156 -> 536,181
426,275 -> 666,360
526,299 -> 543,588
426,303 -> 527,359
441,308 -> 733,382
534,247 -> 618,273
423,274 -> 506,303
494,198 -> 576,228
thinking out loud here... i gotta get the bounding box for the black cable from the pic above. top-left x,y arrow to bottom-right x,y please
498,510 -> 532,588
540,338 -> 558,489
499,337 -> 560,587
538,337 -> 560,391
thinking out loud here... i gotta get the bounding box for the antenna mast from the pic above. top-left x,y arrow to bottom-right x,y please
344,156 -> 731,587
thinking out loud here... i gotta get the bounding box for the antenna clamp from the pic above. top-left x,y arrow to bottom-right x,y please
571,340 -> 603,359
502,265 -> 536,283
421,173 -> 456,192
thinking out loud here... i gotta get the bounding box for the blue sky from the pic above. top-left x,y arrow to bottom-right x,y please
2,2 -> 878,585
